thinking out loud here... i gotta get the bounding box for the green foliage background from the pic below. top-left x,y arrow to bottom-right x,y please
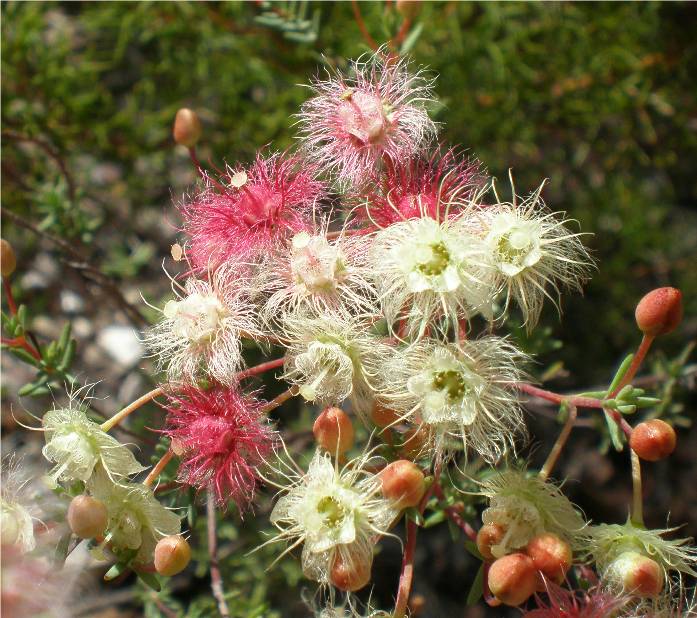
2,2 -> 696,616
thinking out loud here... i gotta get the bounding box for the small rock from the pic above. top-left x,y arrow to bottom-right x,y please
60,290 -> 85,314
96,325 -> 143,368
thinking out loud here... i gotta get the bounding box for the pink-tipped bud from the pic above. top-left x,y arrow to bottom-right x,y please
525,532 -> 572,583
173,108 -> 202,148
379,460 -> 426,509
635,287 -> 683,337
630,419 -> 676,461
476,523 -> 507,562
1,239 -> 17,277
313,407 -> 354,456
330,551 -> 372,592
371,402 -> 401,428
396,0 -> 422,20
154,535 -> 192,577
608,551 -> 664,597
67,495 -> 108,539
488,553 -> 538,607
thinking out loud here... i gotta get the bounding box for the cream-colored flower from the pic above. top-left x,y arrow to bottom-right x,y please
42,404 -> 145,487
480,469 -> 587,558
88,467 -> 180,563
267,449 -> 397,585
378,337 -> 526,462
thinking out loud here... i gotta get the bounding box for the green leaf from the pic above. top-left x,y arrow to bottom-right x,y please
104,562 -> 130,581
464,540 -> 484,560
136,570 -> 161,592
57,322 -> 72,352
8,346 -> 40,366
603,409 -> 625,451
466,563 -> 485,606
400,22 -> 424,55
16,305 -> 27,329
608,354 -> 634,394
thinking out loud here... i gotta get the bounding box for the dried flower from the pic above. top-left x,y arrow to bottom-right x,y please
467,178 -> 593,328
267,448 -> 398,585
180,152 -> 324,268
163,386 -> 277,509
1,459 -> 36,553
144,264 -> 263,386
42,404 -> 145,487
298,51 -> 437,186
480,469 -> 588,559
88,467 -> 181,563
379,338 -> 526,462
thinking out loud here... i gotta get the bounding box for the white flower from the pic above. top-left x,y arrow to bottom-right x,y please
268,449 -> 398,585
378,337 -> 526,462
467,178 -> 594,328
259,231 -> 377,320
367,216 -> 494,337
88,467 -> 181,563
281,311 -> 394,416
42,404 -> 145,487
144,263 -> 263,386
480,469 -> 588,558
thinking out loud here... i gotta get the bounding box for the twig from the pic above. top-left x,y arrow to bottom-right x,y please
101,386 -> 164,432
515,382 -> 604,409
144,449 -> 175,487
259,386 -> 299,414
351,0 -> 380,51
2,208 -> 148,327
539,403 -> 577,481
207,491 -> 230,618
235,357 -> 285,381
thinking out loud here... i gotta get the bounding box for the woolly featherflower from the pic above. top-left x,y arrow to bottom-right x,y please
466,177 -> 594,328
588,521 -> 697,592
266,448 -> 398,586
522,581 -> 628,618
180,152 -> 324,269
356,148 -> 485,228
258,229 -> 377,321
88,467 -> 181,564
280,311 -> 394,415
480,469 -> 588,559
144,264 -> 263,386
162,386 -> 277,510
378,337 -> 526,462
298,51 -> 437,186
367,215 -> 495,337
42,403 -> 145,487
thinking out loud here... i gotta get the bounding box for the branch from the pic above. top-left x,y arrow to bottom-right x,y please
207,491 -> 230,618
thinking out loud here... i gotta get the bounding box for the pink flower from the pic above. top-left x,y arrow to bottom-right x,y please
298,51 -> 437,186
163,386 -> 277,511
357,148 -> 485,228
180,152 -> 324,269
523,581 -> 627,618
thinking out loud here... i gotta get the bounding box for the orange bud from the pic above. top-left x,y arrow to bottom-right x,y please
330,551 -> 372,592
173,108 -> 202,148
1,239 -> 17,277
635,287 -> 683,336
67,495 -> 108,539
476,523 -> 506,562
525,532 -> 572,583
609,551 -> 664,597
154,535 -> 192,577
488,553 -> 538,606
630,419 -> 676,461
371,401 -> 401,427
379,460 -> 426,509
313,407 -> 354,456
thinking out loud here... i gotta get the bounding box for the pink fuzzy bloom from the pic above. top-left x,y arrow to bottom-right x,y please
297,51 -> 437,186
357,148 -> 486,228
180,152 -> 324,269
523,581 -> 627,618
163,386 -> 277,511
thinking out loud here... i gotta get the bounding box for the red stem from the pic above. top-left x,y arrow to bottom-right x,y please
2,335 -> 42,361
515,383 -> 605,409
610,334 -> 655,398
432,482 -> 477,540
351,0 -> 380,52
235,357 -> 285,380
3,276 -> 17,315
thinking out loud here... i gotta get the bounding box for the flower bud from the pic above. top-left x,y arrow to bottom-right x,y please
525,532 -> 572,583
330,551 -> 372,591
630,419 -> 676,461
1,239 -> 17,277
67,495 -> 108,539
396,0 -> 422,20
476,523 -> 506,562
635,287 -> 683,337
379,460 -> 426,509
154,535 -> 192,577
371,401 -> 401,428
313,407 -> 354,456
488,553 -> 538,606
608,551 -> 664,597
173,108 -> 202,148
